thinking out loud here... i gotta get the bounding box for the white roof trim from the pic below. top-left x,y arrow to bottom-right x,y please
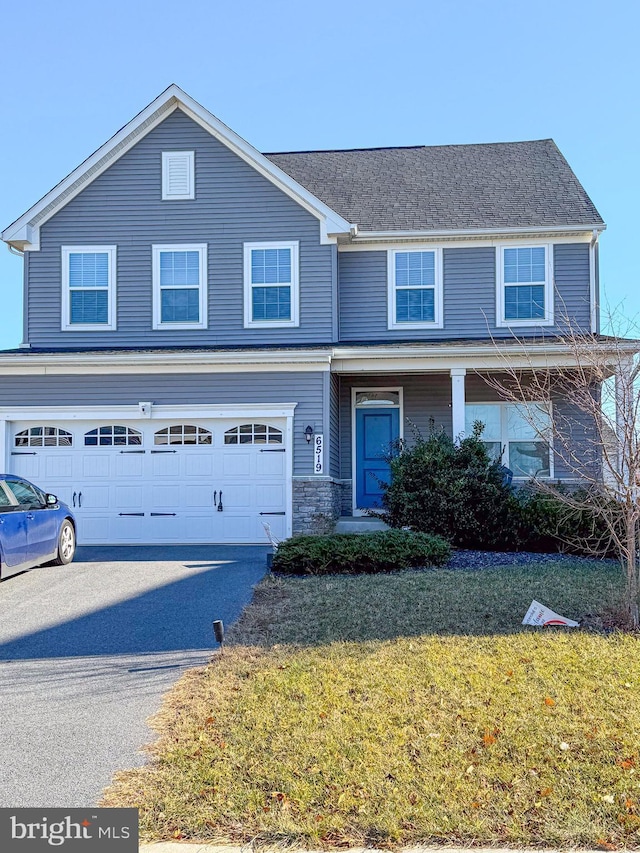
2,84 -> 353,250
347,223 -> 606,244
0,339 -> 636,377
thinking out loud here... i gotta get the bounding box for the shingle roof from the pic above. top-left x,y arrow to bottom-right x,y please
265,139 -> 604,232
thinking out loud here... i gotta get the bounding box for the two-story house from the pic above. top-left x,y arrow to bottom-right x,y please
0,85 -> 610,546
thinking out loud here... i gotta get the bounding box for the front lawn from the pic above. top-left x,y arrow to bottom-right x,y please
102,559 -> 640,848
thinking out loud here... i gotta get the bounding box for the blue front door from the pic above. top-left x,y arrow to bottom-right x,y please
355,407 -> 400,509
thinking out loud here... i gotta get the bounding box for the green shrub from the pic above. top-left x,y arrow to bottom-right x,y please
517,485 -> 622,557
376,424 -> 520,550
272,530 -> 451,576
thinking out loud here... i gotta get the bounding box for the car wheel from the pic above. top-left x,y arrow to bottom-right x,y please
53,520 -> 76,565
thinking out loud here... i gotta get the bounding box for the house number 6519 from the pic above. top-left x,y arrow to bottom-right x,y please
314,434 -> 324,474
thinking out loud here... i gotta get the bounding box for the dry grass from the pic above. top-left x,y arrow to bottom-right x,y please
102,560 -> 640,848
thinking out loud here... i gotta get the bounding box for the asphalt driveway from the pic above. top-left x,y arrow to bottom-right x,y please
0,545 -> 267,808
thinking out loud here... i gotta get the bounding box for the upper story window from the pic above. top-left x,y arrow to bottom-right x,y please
84,425 -> 142,446
154,425 -> 212,445
161,151 -> 194,200
497,245 -> 554,327
152,244 -> 208,330
465,402 -> 552,478
387,248 -> 443,330
61,246 -> 116,331
243,242 -> 299,328
15,427 -> 73,447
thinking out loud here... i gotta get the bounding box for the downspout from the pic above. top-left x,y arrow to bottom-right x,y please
6,243 -> 30,348
589,229 -> 599,334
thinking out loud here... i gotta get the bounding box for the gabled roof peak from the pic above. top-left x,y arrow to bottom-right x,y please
2,85 -> 353,250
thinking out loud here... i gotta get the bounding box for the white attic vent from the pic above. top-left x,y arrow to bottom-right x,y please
162,151 -> 194,200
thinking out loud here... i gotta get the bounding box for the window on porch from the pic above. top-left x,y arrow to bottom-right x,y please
465,402 -> 552,478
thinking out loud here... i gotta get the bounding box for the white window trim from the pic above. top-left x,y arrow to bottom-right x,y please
161,151 -> 195,200
387,247 -> 444,330
61,245 -> 117,332
466,401 -> 554,479
152,244 -> 208,331
243,241 -> 300,328
496,243 -> 554,328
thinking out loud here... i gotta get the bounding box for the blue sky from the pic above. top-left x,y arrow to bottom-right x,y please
0,0 -> 637,348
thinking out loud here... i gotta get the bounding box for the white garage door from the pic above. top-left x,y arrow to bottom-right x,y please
8,419 -> 288,545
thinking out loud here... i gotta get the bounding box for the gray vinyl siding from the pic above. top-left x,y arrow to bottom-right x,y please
553,243 -> 591,332
551,394 -> 600,480
27,109 -> 334,348
338,243 -> 591,342
0,371 -> 325,477
339,374 -> 452,479
329,373 -> 340,478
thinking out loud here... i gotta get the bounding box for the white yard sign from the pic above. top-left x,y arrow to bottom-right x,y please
314,433 -> 324,474
522,600 -> 579,627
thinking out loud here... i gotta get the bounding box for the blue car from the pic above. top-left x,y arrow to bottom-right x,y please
0,475 -> 76,580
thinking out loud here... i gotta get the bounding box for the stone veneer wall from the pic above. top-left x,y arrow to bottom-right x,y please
340,480 -> 353,516
292,478 -> 343,535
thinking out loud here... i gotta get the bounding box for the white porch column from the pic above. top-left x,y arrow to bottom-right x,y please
615,356 -> 634,482
450,368 -> 466,444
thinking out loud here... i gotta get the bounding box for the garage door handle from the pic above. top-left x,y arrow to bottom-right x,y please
259,511 -> 286,515
11,451 -> 38,456
72,492 -> 76,507
120,450 -> 146,454
150,450 -> 177,454
150,512 -> 176,517
260,448 -> 286,453
119,512 -> 145,516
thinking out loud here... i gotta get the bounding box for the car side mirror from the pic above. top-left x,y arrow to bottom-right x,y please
46,493 -> 58,507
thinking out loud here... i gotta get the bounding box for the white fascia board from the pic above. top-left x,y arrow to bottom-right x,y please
332,340 -> 640,359
342,223 -> 606,249
331,340 -> 640,373
332,354 -> 588,372
0,349 -> 332,375
2,84 -> 353,250
0,403 -> 298,422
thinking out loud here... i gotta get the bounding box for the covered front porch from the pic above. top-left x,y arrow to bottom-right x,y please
328,339 -> 622,517
334,369 -> 533,515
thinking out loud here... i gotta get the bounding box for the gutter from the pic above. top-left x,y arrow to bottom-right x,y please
349,223 -> 607,242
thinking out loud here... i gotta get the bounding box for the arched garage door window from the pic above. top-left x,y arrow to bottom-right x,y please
224,423 -> 283,445
15,427 -> 73,447
84,426 -> 142,446
154,425 -> 212,445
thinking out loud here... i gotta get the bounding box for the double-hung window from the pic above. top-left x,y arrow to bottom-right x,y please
388,248 -> 443,329
243,242 -> 299,328
465,402 -> 552,478
61,246 -> 116,331
152,244 -> 207,330
497,244 -> 553,326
